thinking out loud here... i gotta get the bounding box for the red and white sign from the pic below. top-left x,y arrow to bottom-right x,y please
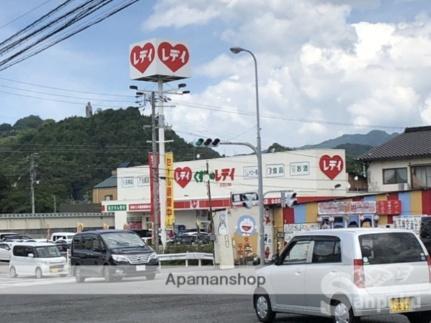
319,155 -> 344,180
129,203 -> 151,212
174,167 -> 193,188
376,200 -> 402,215
129,39 -> 191,81
318,201 -> 376,215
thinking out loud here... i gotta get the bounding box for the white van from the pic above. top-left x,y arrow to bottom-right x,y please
254,228 -> 431,323
51,232 -> 75,243
9,242 -> 68,278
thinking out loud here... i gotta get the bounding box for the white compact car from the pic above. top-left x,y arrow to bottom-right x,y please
9,242 -> 68,278
51,232 -> 75,243
0,242 -> 12,261
254,228 -> 431,323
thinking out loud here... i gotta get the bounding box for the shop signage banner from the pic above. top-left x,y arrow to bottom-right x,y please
318,201 -> 376,215
376,200 -> 402,215
165,152 -> 175,230
107,204 -> 127,212
129,203 -> 151,212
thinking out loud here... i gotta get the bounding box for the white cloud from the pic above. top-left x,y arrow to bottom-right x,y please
146,0 -> 431,149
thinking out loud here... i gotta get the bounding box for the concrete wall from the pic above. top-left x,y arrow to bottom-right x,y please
0,213 -> 114,236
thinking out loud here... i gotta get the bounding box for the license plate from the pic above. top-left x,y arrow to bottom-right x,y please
389,297 -> 412,313
50,268 -> 59,273
136,265 -> 146,271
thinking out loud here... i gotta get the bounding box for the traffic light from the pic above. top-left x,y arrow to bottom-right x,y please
281,191 -> 298,208
231,192 -> 259,209
195,138 -> 221,147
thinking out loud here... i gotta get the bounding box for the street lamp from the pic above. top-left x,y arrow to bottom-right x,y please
230,46 -> 265,265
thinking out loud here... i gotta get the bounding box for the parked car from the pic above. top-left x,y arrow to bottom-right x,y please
51,232 -> 75,243
254,228 -> 431,323
9,242 -> 68,278
54,239 -> 70,257
3,235 -> 33,242
0,242 -> 12,261
420,217 -> 431,254
70,230 -> 159,283
0,232 -> 18,241
173,231 -> 210,244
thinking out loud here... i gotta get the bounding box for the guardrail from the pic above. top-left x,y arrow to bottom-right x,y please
0,212 -> 115,219
157,252 -> 214,267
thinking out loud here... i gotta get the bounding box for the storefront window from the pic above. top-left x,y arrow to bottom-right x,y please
383,168 -> 407,185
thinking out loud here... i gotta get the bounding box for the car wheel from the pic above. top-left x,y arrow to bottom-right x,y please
145,273 -> 156,280
9,266 -> 17,278
332,299 -> 360,323
254,294 -> 276,323
103,266 -> 114,282
75,266 -> 85,283
406,311 -> 431,323
35,267 -> 43,279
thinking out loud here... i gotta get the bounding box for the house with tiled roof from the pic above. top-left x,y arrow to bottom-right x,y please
92,172 -> 117,204
358,126 -> 431,192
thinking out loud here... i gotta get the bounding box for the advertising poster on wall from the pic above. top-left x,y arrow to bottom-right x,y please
232,214 -> 258,265
212,210 -> 234,269
263,208 -> 274,262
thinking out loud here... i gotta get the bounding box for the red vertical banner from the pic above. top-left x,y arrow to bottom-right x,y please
148,152 -> 156,222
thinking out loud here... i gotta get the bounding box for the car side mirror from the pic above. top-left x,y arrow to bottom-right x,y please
28,253 -> 34,258
272,254 -> 281,265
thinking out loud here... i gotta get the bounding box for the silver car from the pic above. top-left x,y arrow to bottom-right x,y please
254,228 -> 431,323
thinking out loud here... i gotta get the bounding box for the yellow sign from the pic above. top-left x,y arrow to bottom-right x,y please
165,152 -> 175,230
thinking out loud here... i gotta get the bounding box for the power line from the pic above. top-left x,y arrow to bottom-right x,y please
172,101 -> 405,131
0,0 -> 140,71
0,0 -> 54,31
0,76 -> 132,98
0,83 -> 132,104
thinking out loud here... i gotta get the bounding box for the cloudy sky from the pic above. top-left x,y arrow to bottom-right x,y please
0,0 -> 431,155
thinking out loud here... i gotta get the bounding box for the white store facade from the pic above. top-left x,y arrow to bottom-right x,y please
102,149 -> 351,231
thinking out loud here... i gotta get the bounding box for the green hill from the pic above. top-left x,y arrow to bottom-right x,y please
0,108 -> 219,213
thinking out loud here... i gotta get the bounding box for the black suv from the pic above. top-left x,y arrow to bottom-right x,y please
420,217 -> 431,254
70,230 -> 159,282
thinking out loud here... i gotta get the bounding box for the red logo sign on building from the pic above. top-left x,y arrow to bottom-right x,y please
319,155 -> 344,180
174,167 -> 192,188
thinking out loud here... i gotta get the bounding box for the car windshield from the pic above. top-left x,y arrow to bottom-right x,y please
35,246 -> 61,258
101,232 -> 146,248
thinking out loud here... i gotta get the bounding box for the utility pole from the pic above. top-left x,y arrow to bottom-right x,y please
157,80 -> 167,250
150,92 -> 160,251
30,153 -> 37,215
53,195 -> 57,213
206,160 -> 215,256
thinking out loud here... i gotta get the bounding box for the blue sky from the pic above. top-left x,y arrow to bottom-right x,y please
0,0 -> 431,154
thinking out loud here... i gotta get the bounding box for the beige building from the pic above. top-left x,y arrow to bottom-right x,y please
92,174 -> 117,204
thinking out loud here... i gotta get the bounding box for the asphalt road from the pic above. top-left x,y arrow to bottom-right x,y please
0,262 -> 411,323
